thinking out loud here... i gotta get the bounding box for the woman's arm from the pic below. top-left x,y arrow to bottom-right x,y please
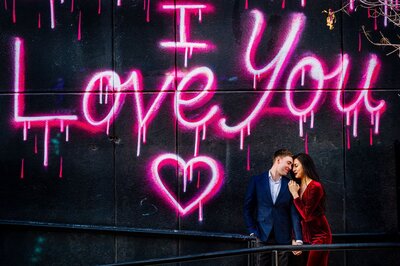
293,182 -> 324,221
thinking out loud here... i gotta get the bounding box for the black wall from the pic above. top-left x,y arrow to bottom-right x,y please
0,0 -> 399,265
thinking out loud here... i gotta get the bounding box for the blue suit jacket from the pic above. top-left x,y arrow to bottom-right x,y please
244,172 -> 303,243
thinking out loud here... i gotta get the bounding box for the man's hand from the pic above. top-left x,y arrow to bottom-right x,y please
291,239 -> 302,256
250,233 -> 261,243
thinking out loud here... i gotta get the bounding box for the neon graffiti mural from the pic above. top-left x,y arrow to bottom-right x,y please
9,4 -> 387,219
13,38 -> 78,167
150,153 -> 223,220
160,4 -> 214,67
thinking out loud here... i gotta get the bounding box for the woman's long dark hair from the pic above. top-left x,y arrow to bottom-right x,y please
293,153 -> 320,182
293,153 -> 326,212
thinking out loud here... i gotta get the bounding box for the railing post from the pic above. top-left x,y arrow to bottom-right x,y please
248,238 -> 257,266
272,250 -> 278,266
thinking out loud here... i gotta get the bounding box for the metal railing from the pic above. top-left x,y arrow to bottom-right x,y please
1,219 -> 400,266
98,242 -> 400,266
0,219 -> 251,241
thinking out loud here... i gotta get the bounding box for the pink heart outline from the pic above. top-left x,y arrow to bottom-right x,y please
151,153 -> 223,215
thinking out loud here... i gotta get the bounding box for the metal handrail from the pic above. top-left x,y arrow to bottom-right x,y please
0,219 -> 251,241
1,219 -> 396,242
2,219 -> 400,266
98,242 -> 400,266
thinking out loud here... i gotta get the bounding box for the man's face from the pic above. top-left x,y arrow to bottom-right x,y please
276,156 -> 293,176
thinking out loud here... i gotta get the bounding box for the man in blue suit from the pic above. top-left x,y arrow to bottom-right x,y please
244,149 -> 303,266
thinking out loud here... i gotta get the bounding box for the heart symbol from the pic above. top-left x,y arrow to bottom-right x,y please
150,154 -> 223,215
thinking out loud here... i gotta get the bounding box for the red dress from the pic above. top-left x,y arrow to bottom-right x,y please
293,180 -> 332,266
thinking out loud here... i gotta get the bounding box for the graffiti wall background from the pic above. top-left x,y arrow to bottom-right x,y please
1,0 -> 400,265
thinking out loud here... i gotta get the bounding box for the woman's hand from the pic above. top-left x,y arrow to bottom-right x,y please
288,180 -> 300,198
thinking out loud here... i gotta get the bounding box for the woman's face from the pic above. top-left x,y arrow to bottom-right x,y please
292,158 -> 305,179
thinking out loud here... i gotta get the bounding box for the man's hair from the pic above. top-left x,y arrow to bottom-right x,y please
272,149 -> 293,163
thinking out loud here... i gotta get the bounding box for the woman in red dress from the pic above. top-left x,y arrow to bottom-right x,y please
288,153 -> 332,266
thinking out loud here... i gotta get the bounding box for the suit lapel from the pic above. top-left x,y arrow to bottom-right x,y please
275,177 -> 288,203
261,172 -> 273,203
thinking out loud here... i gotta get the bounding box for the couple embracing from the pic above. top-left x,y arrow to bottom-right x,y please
244,149 -> 332,266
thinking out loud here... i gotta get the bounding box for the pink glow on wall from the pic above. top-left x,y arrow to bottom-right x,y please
59,156 -> 63,178
198,200 -> 203,221
23,121 -> 27,140
239,129 -> 244,150
4,3 -> 394,220
246,145 -> 251,171
286,57 -> 324,137
352,108 -> 358,137
50,0 -> 56,29
175,67 -> 219,129
38,13 -> 41,29
34,134 -> 38,154
12,0 -> 15,23
150,153 -> 223,216
143,0 -> 150,22
13,38 -> 78,166
384,0 -> 388,27
13,26 -> 387,172
202,123 -> 207,140
346,127 -> 351,149
66,125 -> 70,141
324,54 -> 350,89
218,11 -> 305,141
335,54 -> 385,137
349,0 -> 355,11
244,11 -> 305,89
8,4 -> 390,204
361,55 -> 385,113
20,159 -> 24,179
44,121 -> 50,166
78,10 -> 82,41
370,128 -> 373,145
98,0 -> 101,15
196,171 -> 201,188
160,4 -> 213,67
132,71 -> 175,156
174,67 -> 219,156
82,71 -> 125,128
194,126 -> 200,156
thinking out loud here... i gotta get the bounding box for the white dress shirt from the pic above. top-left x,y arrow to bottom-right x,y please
268,171 -> 281,204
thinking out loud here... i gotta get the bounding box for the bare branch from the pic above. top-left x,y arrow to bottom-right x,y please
361,25 -> 400,57
335,1 -> 400,58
